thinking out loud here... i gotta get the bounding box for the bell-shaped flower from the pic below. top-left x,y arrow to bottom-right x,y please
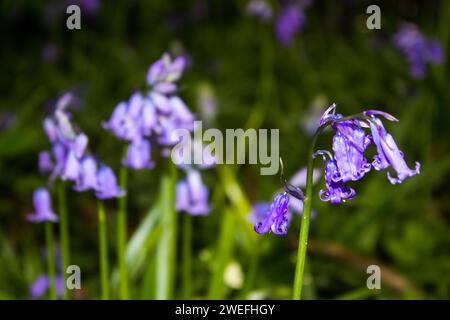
61,149 -> 80,181
331,121 -> 371,182
95,166 -> 125,199
368,117 -> 420,184
27,188 -> 59,223
317,152 -> 356,204
122,139 -> 154,170
254,192 -> 290,235
74,156 -> 99,192
175,170 -> 210,216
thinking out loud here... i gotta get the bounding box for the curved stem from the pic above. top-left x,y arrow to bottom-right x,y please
117,165 -> 129,299
45,221 -> 57,300
58,182 -> 70,299
97,201 -> 110,300
292,127 -> 323,300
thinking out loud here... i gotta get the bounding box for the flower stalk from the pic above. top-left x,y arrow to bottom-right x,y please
117,165 -> 129,299
45,221 -> 57,300
97,201 -> 110,300
57,182 -> 70,300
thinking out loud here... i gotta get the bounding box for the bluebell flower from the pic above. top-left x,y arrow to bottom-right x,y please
368,116 -> 420,184
95,166 -> 125,199
27,188 -> 59,223
176,169 -> 210,216
246,0 -> 273,22
122,139 -> 154,170
393,23 -> 444,78
316,151 -> 356,204
29,274 -> 64,299
74,156 -> 99,192
38,151 -> 54,174
275,4 -> 305,47
254,193 -> 290,235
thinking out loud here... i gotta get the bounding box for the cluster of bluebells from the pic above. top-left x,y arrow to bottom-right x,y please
30,93 -> 124,224
253,104 -> 421,235
246,0 -> 312,47
316,104 -> 420,204
103,53 -> 194,170
393,23 -> 444,79
105,53 -> 213,216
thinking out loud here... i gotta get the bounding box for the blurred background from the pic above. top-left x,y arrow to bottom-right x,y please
0,0 -> 449,299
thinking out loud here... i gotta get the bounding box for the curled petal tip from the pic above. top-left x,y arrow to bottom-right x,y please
364,110 -> 399,122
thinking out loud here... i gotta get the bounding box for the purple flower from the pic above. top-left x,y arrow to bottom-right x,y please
393,23 -> 444,78
38,151 -> 54,174
61,150 -> 81,181
27,188 -> 59,223
95,166 -> 125,199
317,153 -> 356,204
254,193 -> 290,235
275,5 -> 305,47
74,156 -> 99,192
29,274 -> 64,299
368,117 -> 420,184
246,0 -> 273,22
146,54 -> 186,86
123,139 -> 154,170
331,121 -> 372,182
176,170 -> 210,216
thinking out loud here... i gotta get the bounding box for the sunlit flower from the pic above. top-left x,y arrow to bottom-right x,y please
254,192 -> 290,235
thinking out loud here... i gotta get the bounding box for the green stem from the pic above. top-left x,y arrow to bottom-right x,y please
117,166 -> 129,299
155,163 -> 177,299
58,182 -> 70,300
182,214 -> 192,298
45,222 -> 57,300
292,128 -> 323,300
208,209 -> 234,299
97,201 -> 110,300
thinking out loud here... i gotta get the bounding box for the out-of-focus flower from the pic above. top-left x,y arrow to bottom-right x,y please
393,23 -> 444,78
104,53 -> 195,171
27,188 -> 59,223
197,83 -> 218,125
246,0 -> 273,22
74,156 -> 99,192
41,43 -> 59,63
38,151 -> 54,174
29,274 -> 64,299
176,169 -> 210,216
95,166 -> 125,199
254,192 -> 290,235
275,4 -> 305,47
122,139 -> 154,170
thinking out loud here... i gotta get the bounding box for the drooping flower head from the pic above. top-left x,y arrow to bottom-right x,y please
314,104 -> 420,204
254,193 -> 290,235
365,112 -> 420,184
27,188 -> 59,223
393,23 -> 444,78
